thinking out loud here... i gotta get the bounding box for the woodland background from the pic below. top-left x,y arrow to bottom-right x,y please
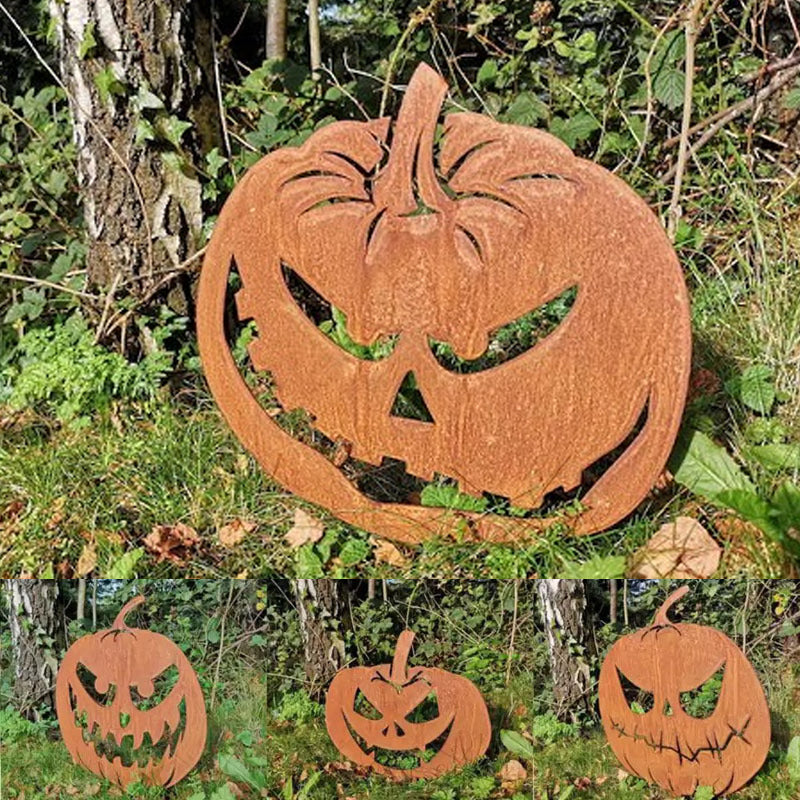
1,579 -> 799,799
1,1 -> 800,578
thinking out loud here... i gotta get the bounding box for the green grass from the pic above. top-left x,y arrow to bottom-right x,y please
1,676 -> 534,799
0,388 -> 789,578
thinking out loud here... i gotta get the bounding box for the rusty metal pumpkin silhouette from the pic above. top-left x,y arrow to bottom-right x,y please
197,62 -> 691,543
325,630 -> 490,779
598,586 -> 770,797
55,596 -> 207,788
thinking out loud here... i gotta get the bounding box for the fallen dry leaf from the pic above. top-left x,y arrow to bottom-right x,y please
284,508 -> 325,549
617,768 -> 631,782
371,537 -> 409,568
76,540 -> 97,577
218,518 -> 256,548
144,523 -> 200,564
498,759 -> 527,790
630,516 -> 721,578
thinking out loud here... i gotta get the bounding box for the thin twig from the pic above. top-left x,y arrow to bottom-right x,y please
0,271 -> 97,301
662,62 -> 800,181
505,579 -> 519,687
667,0 -> 706,241
210,581 -> 235,710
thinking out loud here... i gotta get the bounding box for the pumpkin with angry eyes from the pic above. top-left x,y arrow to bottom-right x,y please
55,595 -> 207,788
325,630 -> 490,779
598,586 -> 770,797
197,62 -> 691,544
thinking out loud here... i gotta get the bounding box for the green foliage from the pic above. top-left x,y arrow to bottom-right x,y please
500,729 -> 535,760
0,708 -> 46,743
788,735 -> 800,784
530,712 -> 578,745
273,690 -> 323,723
2,313 -> 170,423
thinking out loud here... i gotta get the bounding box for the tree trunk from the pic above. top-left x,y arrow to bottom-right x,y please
48,0 -> 218,313
5,580 -> 60,721
537,579 -> 594,722
293,579 -> 346,698
266,0 -> 287,60
609,578 -> 618,624
308,0 -> 321,76
76,578 -> 86,621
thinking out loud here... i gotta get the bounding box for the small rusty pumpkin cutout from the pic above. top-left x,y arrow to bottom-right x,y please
55,596 -> 207,788
598,586 -> 770,797
197,62 -> 691,544
325,630 -> 490,780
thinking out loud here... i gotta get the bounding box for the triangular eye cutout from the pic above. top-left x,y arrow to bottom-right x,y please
680,663 -> 725,719
391,372 -> 434,423
616,667 -> 654,714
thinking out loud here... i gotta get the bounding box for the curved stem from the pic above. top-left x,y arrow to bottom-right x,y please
390,630 -> 415,683
653,585 -> 689,626
113,595 -> 146,629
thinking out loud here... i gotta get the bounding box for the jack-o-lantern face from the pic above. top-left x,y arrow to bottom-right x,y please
599,586 -> 771,796
55,596 -> 207,788
197,62 -> 691,543
325,631 -> 490,780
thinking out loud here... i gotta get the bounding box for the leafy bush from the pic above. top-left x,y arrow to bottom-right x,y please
0,708 -> 46,743
272,689 -> 323,723
1,312 -> 170,423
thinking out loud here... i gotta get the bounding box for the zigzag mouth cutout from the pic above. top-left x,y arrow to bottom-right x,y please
609,715 -> 752,764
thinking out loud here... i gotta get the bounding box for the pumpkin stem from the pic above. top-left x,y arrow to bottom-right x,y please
653,585 -> 690,626
113,595 -> 145,629
374,63 -> 451,216
390,630 -> 415,683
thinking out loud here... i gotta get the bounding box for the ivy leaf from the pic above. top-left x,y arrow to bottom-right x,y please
158,115 -> 192,149
78,22 -> 96,59
94,66 -> 126,103
654,68 -> 685,110
561,554 -> 626,578
476,59 -> 499,86
549,112 -> 599,148
105,548 -> 144,579
420,483 -> 488,512
504,92 -> 548,126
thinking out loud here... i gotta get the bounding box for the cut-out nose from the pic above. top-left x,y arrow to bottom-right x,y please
390,372 -> 434,423
381,722 -> 405,737
663,700 -> 673,716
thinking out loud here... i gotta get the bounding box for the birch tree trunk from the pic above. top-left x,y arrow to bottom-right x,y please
537,579 -> 594,722
293,579 -> 346,697
266,0 -> 287,60
5,580 -> 60,720
48,0 -> 219,312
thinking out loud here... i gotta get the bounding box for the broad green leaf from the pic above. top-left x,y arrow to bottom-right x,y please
549,112 -> 599,148
476,59 -> 498,86
693,787 -> 714,800
788,735 -> 800,784
669,430 -> 755,500
295,544 -> 324,578
420,483 -> 488,512
106,548 -> 144,579
217,754 -> 266,790
561,555 -> 626,579
771,482 -> 800,528
654,68 -> 685,110
716,489 -> 780,538
338,538 -> 370,566
739,364 -> 775,414
747,443 -> 800,471
500,729 -> 535,760
783,87 -> 800,110
504,92 -> 547,126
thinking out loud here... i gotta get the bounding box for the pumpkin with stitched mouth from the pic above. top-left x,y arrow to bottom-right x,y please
197,61 -> 691,543
55,596 -> 207,788
325,630 -> 491,780
598,586 -> 771,797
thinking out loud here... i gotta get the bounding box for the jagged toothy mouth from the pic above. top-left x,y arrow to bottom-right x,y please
71,701 -> 187,769
344,716 -> 454,769
609,715 -> 752,763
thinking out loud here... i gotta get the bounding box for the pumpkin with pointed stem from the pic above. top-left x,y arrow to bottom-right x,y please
598,586 -> 770,797
325,630 -> 490,780
55,596 -> 207,788
198,62 -> 690,543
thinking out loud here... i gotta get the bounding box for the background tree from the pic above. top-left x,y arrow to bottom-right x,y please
4,579 -> 60,721
48,0 -> 220,334
537,579 -> 594,722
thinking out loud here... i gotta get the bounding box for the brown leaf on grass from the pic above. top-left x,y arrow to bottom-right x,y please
284,508 -> 325,549
218,519 -> 256,548
371,537 -> 409,568
498,759 -> 527,791
144,523 -> 200,564
76,540 -> 97,577
688,367 -> 722,402
630,516 -> 721,578
332,440 -> 352,467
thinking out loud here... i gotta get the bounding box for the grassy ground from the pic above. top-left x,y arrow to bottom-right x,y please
1,677 -> 533,799
0,389 -> 791,579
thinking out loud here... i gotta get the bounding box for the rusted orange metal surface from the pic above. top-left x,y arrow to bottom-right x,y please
197,62 -> 691,543
55,596 -> 207,788
598,586 -> 770,797
325,630 -> 491,780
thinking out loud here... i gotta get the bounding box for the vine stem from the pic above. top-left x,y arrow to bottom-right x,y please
113,595 -> 146,628
391,631 -> 415,683
653,585 -> 690,626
